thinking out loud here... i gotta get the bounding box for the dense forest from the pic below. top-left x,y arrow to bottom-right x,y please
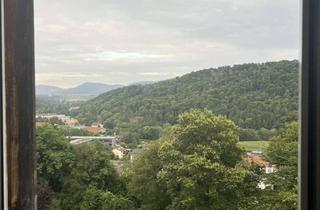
76,60 -> 298,141
36,96 -> 74,114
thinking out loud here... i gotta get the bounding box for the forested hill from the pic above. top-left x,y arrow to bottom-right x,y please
76,60 -> 298,132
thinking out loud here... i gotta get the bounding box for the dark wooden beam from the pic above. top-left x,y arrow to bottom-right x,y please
0,0 -> 3,208
300,0 -> 320,209
2,0 -> 36,209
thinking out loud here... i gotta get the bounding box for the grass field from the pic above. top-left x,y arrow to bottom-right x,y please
238,141 -> 269,152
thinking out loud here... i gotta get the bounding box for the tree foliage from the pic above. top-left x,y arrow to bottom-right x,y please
128,110 -> 260,210
36,96 -> 74,115
58,125 -> 96,136
127,140 -> 171,210
36,126 -> 131,210
58,142 -> 127,209
139,126 -> 162,140
37,125 -> 73,192
36,111 -> 298,209
78,186 -> 135,210
262,122 -> 298,210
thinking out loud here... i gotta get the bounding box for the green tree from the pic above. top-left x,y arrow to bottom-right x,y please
128,110 -> 259,210
139,126 -> 162,140
258,128 -> 278,140
48,117 -> 65,125
59,142 -> 127,209
121,132 -> 140,148
128,140 -> 171,210
262,122 -> 298,210
37,125 -> 73,192
239,128 -> 259,141
37,182 -> 54,210
58,125 -> 95,136
103,120 -> 115,129
79,186 -> 135,210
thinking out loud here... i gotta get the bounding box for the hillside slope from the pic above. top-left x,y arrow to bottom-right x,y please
77,60 -> 298,131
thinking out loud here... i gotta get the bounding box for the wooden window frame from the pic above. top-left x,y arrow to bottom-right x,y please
1,0 -> 36,209
0,0 -> 3,208
0,0 -> 318,209
300,0 -> 320,209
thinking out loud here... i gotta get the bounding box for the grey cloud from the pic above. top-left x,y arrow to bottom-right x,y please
35,0 -> 300,87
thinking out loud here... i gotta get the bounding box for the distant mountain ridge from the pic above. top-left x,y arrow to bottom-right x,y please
36,85 -> 65,95
36,82 -> 123,96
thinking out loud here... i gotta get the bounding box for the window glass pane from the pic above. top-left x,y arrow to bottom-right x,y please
34,1 -> 300,209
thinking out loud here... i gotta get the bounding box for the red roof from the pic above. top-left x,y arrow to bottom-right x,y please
82,126 -> 103,134
244,155 -> 269,167
36,122 -> 48,127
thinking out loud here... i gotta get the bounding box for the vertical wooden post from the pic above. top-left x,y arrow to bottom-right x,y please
0,0 -> 3,208
2,0 -> 36,209
300,0 -> 320,209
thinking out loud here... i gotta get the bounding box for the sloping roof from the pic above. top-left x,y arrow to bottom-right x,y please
82,126 -> 103,134
244,155 -> 269,167
36,122 -> 48,127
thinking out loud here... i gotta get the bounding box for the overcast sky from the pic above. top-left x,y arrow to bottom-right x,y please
35,0 -> 300,88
